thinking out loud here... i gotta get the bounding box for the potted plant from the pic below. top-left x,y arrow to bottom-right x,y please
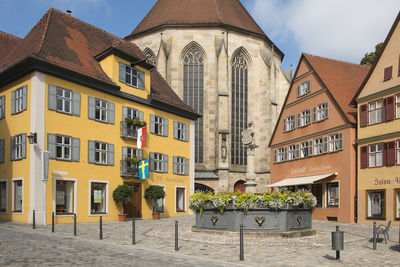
144,185 -> 166,220
112,184 -> 133,222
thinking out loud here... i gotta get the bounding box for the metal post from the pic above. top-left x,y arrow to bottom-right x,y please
99,216 -> 103,240
240,224 -> 244,261
373,221 -> 377,250
175,220 -> 178,251
52,212 -> 54,233
132,218 -> 135,245
73,214 -> 77,236
336,226 -> 340,260
32,210 -> 36,229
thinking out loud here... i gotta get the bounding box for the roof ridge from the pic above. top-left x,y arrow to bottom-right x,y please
303,53 -> 370,69
0,30 -> 22,40
35,8 -> 53,56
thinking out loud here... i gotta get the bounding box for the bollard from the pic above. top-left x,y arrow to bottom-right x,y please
132,218 -> 135,245
239,224 -> 244,261
32,210 -> 36,229
331,225 -> 344,260
99,216 -> 103,240
373,221 -> 377,250
52,212 -> 54,233
74,214 -> 77,236
175,220 -> 178,251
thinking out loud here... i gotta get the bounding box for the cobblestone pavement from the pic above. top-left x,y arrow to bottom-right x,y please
1,216 -> 400,266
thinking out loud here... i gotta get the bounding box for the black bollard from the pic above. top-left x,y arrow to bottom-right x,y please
99,216 -> 103,240
32,210 -> 36,229
52,212 -> 54,233
240,224 -> 244,261
373,221 -> 377,250
132,218 -> 135,245
74,214 -> 77,236
175,220 -> 178,251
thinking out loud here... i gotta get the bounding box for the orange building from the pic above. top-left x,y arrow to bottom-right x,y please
269,54 -> 369,223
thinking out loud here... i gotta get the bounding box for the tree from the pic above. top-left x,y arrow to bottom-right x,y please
360,42 -> 384,66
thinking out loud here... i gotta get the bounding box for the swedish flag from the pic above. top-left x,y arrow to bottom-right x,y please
138,159 -> 149,181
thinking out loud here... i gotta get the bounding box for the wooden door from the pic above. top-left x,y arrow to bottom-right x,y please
124,183 -> 142,218
234,180 -> 246,193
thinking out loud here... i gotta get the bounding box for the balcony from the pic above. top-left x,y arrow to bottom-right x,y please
120,121 -> 138,139
120,160 -> 139,177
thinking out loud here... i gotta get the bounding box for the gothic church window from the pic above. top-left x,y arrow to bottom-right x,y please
183,46 -> 204,163
231,51 -> 248,165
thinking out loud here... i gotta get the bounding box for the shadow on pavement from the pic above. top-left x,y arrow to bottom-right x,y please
389,244 -> 400,252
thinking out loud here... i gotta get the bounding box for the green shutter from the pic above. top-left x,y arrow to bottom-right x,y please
21,133 -> 26,159
119,63 -> 126,83
72,91 -> 81,116
184,125 -> 190,142
22,86 -> 27,111
163,154 -> 168,173
138,70 -> 145,89
107,143 -> 114,166
184,158 -> 189,175
48,85 -> 57,111
173,156 -> 177,174
149,152 -> 155,171
283,118 -> 287,132
150,115 -> 155,133
323,136 -> 328,153
107,102 -> 115,124
88,96 -> 96,120
308,140 -> 313,156
47,134 -> 56,159
173,122 -> 178,139
72,138 -> 80,162
163,118 -> 169,137
88,141 -> 96,163
11,90 -> 16,115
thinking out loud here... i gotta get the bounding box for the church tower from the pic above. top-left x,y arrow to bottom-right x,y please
126,0 -> 291,192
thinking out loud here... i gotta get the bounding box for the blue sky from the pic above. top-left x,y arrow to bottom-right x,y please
0,0 -> 399,71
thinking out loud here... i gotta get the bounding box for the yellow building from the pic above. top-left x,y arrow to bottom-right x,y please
352,11 -> 400,225
0,8 -> 199,225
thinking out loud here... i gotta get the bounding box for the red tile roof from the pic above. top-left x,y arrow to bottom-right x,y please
0,8 -> 196,117
304,54 -> 370,124
0,31 -> 21,66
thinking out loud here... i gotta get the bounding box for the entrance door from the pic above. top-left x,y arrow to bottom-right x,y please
234,180 -> 246,193
124,183 -> 142,218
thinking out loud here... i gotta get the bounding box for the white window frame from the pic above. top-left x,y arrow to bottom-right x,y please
56,87 -> 72,114
284,115 -> 296,132
15,87 -> 24,113
367,190 -> 385,219
153,184 -> 166,214
288,145 -> 297,161
95,98 -> 108,122
11,177 -> 23,214
0,179 -> 8,213
177,122 -> 186,141
153,153 -> 164,172
326,181 -> 340,208
88,180 -> 109,216
298,81 -> 310,96
125,65 -> 145,89
126,107 -> 139,119
175,186 -> 187,213
316,103 -> 328,121
300,142 -> 309,158
396,94 -> 400,119
368,99 -> 383,125
95,142 -> 108,165
175,157 -> 185,175
329,133 -> 342,152
314,138 -> 323,155
14,134 -> 23,160
154,116 -> 164,136
56,135 -> 71,160
369,143 -> 383,167
300,109 -> 311,127
276,148 -> 286,163
53,177 -> 77,217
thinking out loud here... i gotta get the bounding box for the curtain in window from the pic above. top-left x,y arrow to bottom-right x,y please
183,46 -> 204,163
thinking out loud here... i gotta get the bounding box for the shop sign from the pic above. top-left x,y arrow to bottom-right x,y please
290,165 -> 332,175
374,177 -> 400,186
94,190 -> 102,203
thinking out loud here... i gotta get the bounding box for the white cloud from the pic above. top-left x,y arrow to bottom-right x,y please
251,0 -> 400,63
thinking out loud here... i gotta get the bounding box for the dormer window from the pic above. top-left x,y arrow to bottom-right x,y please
119,62 -> 145,90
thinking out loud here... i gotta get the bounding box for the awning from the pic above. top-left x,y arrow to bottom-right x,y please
266,172 -> 337,187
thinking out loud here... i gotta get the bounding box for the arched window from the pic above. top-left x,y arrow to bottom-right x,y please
183,46 -> 204,163
231,50 -> 248,165
143,48 -> 157,67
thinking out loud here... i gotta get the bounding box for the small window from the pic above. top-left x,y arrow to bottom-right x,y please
153,153 -> 164,172
56,136 -> 71,160
176,187 -> 186,212
13,179 -> 23,212
56,87 -> 72,114
368,99 -> 383,125
15,87 -> 24,113
395,189 -> 400,219
315,102 -> 328,122
11,134 -> 26,161
396,94 -> 400,119
298,109 -> 311,127
155,116 -> 164,135
90,182 -> 107,214
125,65 -> 145,89
329,133 -> 343,152
0,95 -> 5,119
173,156 -> 189,175
275,147 -> 287,163
326,182 -> 339,208
0,181 -> 7,212
367,191 -> 385,219
369,143 -> 383,167
284,115 -> 296,132
174,122 -> 189,141
56,180 -> 74,215
314,138 -> 323,155
95,142 -> 108,164
311,184 -> 322,208
297,80 -> 310,97
288,144 -> 298,161
150,115 -> 168,137
95,99 -> 108,122
300,142 -> 309,158
384,66 -> 392,81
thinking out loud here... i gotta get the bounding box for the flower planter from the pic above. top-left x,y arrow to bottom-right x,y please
152,212 -> 160,220
118,214 -> 127,222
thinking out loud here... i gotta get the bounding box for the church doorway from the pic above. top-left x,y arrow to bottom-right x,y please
195,183 -> 215,193
234,180 -> 246,193
124,182 -> 142,218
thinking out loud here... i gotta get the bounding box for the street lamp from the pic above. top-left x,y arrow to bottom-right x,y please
28,132 -> 37,144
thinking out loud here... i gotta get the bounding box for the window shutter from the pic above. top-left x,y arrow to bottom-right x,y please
138,111 -> 144,121
360,104 -> 367,127
149,152 -> 154,171
308,140 -> 313,156
22,86 -> 27,111
398,55 -> 400,77
122,146 -> 128,159
384,66 -> 392,81
72,91 -> 81,116
323,136 -> 328,153
72,138 -> 80,162
122,106 -> 128,120
21,133 -> 26,159
138,70 -> 145,89
0,96 -> 5,119
0,139 -> 4,163
150,115 -> 155,133
107,102 -> 115,124
119,63 -> 126,83
48,85 -> 57,111
297,85 -> 300,97
325,102 -> 329,119
307,80 -> 311,92
47,133 -> 56,159
88,96 -> 96,120
184,158 -> 189,175
383,143 -> 388,166
163,118 -> 169,137
283,118 -> 287,132
284,147 -> 288,161
173,156 -> 177,174
88,141 -> 95,164
313,107 -> 316,122
107,143 -> 114,166
273,149 -> 277,163
360,146 -> 368,169
297,113 -> 301,127
385,96 -> 394,121
184,125 -> 190,142
295,144 -> 299,158
138,149 -> 143,159
387,141 -> 396,166
338,133 -> 343,151
163,154 -> 168,173
10,136 -> 15,160
11,90 -> 16,115
173,122 -> 178,139
121,121 -> 128,137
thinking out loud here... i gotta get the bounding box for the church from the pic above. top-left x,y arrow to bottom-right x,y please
126,0 -> 291,193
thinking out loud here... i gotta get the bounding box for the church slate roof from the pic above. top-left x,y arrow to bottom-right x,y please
0,8 -> 197,118
127,0 -> 284,59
